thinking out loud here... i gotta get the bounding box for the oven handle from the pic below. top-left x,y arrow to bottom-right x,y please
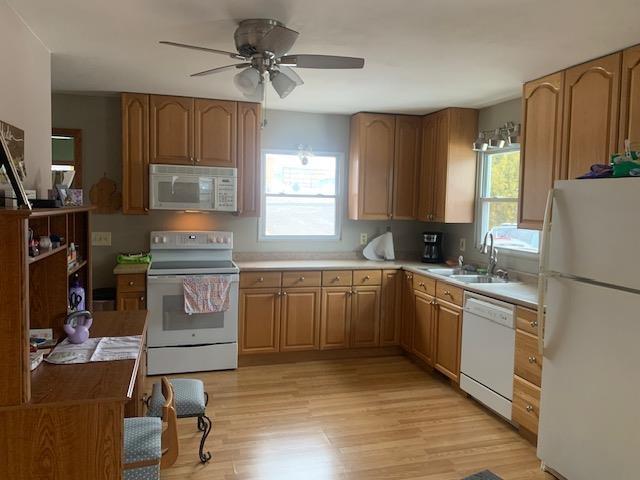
147,274 -> 239,284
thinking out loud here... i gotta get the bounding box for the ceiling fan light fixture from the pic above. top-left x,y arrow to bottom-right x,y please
233,67 -> 261,96
270,70 -> 298,99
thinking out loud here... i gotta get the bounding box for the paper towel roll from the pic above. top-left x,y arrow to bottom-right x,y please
362,231 -> 395,261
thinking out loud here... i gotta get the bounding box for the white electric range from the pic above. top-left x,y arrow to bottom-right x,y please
146,231 -> 239,375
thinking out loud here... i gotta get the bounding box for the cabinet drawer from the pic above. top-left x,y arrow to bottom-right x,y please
514,330 -> 543,387
516,306 -> 540,336
412,274 -> 436,295
512,376 -> 541,435
353,269 -> 382,286
240,271 -> 282,288
117,274 -> 146,293
322,270 -> 353,287
282,271 -> 321,288
435,281 -> 463,307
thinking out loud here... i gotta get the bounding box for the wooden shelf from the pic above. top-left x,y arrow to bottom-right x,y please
28,245 -> 67,264
67,260 -> 87,276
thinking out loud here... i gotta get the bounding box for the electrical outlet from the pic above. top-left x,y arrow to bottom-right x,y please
92,231 -> 112,246
360,233 -> 368,246
459,238 -> 466,252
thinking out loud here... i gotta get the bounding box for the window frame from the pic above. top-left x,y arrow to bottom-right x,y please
258,149 -> 344,242
474,147 -> 539,257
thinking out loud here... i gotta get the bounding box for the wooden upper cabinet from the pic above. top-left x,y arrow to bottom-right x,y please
392,116 -> 421,219
280,287 -> 321,352
237,102 -> 261,216
150,95 -> 194,165
434,300 -> 462,382
121,93 -> 149,215
194,99 -> 237,167
239,288 -> 281,354
562,53 -> 621,180
349,113 -> 396,220
380,270 -> 401,346
619,45 -> 640,150
412,290 -> 435,365
518,72 -> 565,229
418,108 -> 478,223
350,286 -> 381,348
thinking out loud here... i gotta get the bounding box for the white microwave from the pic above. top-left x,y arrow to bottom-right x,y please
149,164 -> 237,212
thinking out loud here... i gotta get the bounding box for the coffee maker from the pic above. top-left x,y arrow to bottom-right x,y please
421,232 -> 443,263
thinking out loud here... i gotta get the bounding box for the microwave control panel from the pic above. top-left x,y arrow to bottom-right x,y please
215,177 -> 237,211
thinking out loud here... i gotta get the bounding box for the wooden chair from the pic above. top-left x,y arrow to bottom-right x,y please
123,377 -> 178,479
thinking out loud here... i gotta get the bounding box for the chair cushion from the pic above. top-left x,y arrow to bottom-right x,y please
123,417 -> 162,465
123,465 -> 159,480
147,378 -> 206,418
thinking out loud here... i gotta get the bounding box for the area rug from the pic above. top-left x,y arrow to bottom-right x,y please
463,471 -> 503,480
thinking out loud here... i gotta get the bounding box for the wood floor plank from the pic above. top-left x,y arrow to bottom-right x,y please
149,356 -> 552,480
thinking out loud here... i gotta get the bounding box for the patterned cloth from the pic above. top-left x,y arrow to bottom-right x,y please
123,417 -> 162,465
183,275 -> 231,314
123,465 -> 159,480
147,378 -> 206,418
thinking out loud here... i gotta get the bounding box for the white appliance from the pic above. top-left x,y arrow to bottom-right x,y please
460,292 -> 516,420
149,164 -> 237,212
537,178 -> 640,480
146,230 -> 239,375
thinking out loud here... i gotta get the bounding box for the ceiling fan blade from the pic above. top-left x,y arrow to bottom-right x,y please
257,25 -> 299,57
160,41 -> 246,60
190,63 -> 251,77
278,54 -> 365,69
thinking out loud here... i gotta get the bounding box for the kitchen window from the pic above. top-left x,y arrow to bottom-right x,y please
259,150 -> 342,240
476,148 -> 540,254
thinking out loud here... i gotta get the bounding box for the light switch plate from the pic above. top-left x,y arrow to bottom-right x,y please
360,233 -> 368,245
459,238 -> 466,252
92,231 -> 112,246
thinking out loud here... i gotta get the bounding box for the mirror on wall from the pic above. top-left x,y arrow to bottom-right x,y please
51,128 -> 82,188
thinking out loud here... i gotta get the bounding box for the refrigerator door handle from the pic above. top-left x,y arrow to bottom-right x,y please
537,188 -> 555,354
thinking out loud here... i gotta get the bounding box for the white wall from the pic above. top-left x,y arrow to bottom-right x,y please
52,95 -> 425,288
0,1 -> 51,196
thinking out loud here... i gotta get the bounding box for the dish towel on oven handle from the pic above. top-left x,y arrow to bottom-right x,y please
183,275 -> 231,314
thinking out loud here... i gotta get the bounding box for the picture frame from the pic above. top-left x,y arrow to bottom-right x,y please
0,132 -> 31,209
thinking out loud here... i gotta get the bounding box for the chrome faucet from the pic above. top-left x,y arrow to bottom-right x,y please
480,232 -> 498,275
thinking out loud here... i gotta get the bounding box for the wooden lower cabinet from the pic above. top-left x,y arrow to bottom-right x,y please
380,270 -> 401,345
239,288 -> 281,354
433,299 -> 462,381
399,271 -> 415,351
412,290 -> 435,365
280,287 -> 321,352
350,286 -> 381,348
320,287 -> 352,350
116,273 -> 146,311
512,376 -> 541,435
117,291 -> 146,311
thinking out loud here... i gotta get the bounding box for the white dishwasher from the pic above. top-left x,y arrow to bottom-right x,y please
460,291 -> 516,421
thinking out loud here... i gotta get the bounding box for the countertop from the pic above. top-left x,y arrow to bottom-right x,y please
236,259 -> 538,309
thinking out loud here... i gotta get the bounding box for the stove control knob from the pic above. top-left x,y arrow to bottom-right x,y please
223,237 -> 230,244
207,236 -> 214,243
216,237 -> 223,243
153,236 -> 160,244
161,236 -> 168,244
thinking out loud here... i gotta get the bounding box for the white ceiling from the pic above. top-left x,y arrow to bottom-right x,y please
9,0 -> 640,114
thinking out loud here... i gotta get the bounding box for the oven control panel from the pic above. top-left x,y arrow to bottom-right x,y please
150,231 -> 233,249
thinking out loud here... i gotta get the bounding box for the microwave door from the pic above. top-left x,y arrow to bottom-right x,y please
153,174 -> 214,210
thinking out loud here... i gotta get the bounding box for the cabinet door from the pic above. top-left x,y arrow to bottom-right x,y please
399,271 -> 415,351
237,102 -> 261,216
320,287 -> 352,350
239,288 -> 281,354
519,72 -> 564,229
434,300 -> 462,382
194,99 -> 237,167
417,114 -> 437,221
121,93 -> 149,215
412,290 -> 435,365
430,110 -> 449,223
350,286 -> 381,348
619,45 -> 640,150
392,115 -> 421,219
150,95 -> 194,165
380,270 -> 401,346
348,113 -> 396,220
562,53 -> 621,180
280,287 -> 321,352
117,291 -> 146,311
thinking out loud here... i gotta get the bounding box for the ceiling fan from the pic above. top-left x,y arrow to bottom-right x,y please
160,18 -> 365,100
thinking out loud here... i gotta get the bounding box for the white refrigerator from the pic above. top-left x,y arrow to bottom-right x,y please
537,178 -> 640,479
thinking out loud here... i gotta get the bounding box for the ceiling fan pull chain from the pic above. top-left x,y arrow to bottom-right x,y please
261,75 -> 268,128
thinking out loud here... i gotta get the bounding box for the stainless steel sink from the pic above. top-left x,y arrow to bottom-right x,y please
422,268 -> 457,276
449,274 -> 509,284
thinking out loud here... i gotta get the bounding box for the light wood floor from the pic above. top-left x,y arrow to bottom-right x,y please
150,356 -> 552,480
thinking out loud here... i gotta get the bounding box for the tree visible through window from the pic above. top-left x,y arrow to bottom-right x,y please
260,151 -> 341,239
477,149 -> 540,253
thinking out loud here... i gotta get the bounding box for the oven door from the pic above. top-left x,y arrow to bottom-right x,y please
150,173 -> 215,211
146,274 -> 238,347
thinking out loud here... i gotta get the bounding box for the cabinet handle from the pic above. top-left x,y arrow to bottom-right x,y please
418,282 -> 425,287
334,276 -> 340,282
276,291 -> 282,296
140,296 -> 145,302
128,281 -> 135,287
144,207 -> 149,212
530,320 -> 538,328
430,299 -> 438,306
258,277 -> 264,283
526,405 -> 534,413
195,157 -> 200,163
282,291 -> 288,296
528,356 -> 537,364
364,275 -> 370,280
351,289 -> 357,294
298,276 -> 305,282
346,290 -> 352,296
444,290 -> 454,299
